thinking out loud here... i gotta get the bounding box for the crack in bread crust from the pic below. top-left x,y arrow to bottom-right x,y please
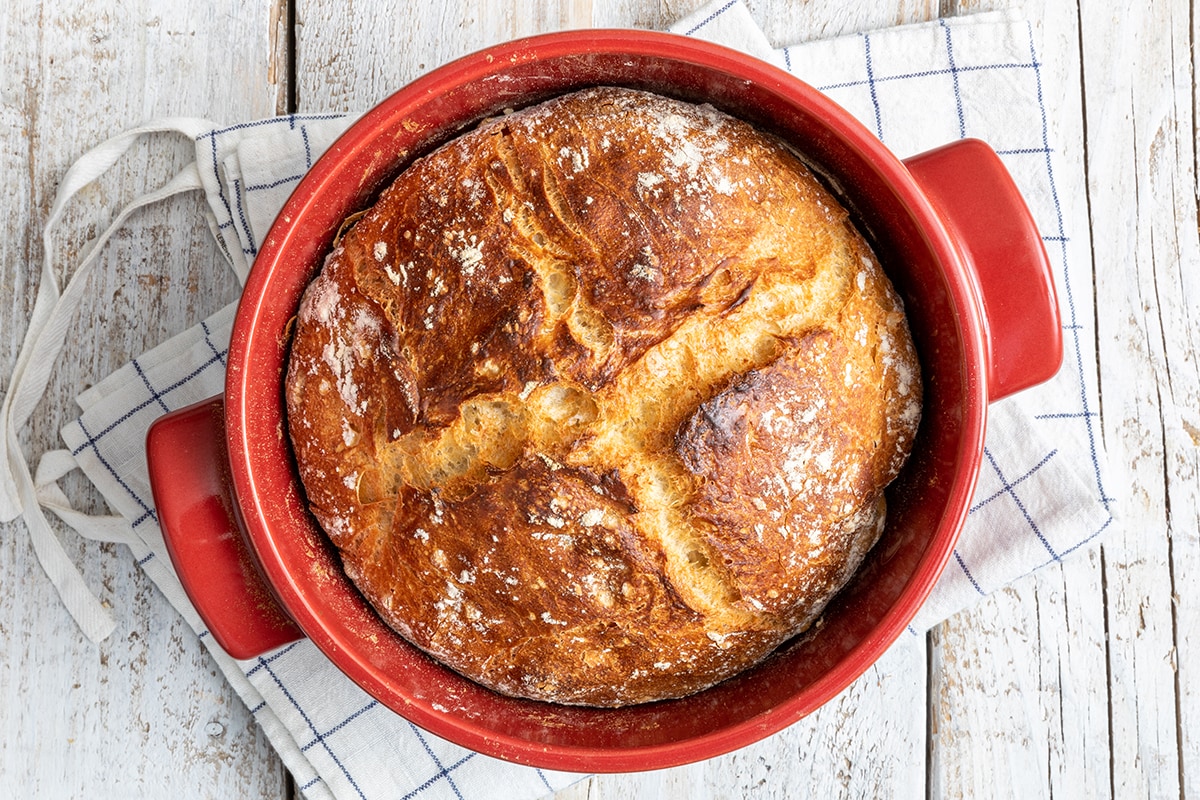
372,143 -> 855,630
285,87 -> 922,706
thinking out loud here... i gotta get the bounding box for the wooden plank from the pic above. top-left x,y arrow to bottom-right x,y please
1078,0 -> 1198,795
292,0 -> 597,114
751,0 -> 940,44
1177,10 -> 1200,794
0,0 -> 287,796
590,0 -> 941,43
929,553 -> 1112,799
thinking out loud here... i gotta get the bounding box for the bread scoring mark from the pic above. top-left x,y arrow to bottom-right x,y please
367,381 -> 599,499
362,214 -> 854,632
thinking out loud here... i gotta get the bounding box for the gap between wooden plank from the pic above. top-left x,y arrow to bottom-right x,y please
287,0 -> 298,114
1069,0 -> 1118,795
1174,7 -> 1197,799
270,0 -> 299,115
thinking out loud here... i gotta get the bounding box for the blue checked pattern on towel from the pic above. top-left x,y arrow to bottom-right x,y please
57,2 -> 1114,798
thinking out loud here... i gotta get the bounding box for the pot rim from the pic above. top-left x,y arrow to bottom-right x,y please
223,27 -> 987,771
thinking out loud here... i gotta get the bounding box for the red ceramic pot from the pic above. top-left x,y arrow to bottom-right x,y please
146,29 -> 1061,772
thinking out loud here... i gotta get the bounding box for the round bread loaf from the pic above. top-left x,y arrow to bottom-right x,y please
284,86 -> 921,707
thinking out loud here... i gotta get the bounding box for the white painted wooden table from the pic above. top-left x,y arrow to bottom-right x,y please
2,0 -> 1196,797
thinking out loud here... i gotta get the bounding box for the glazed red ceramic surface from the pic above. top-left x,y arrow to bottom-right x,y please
146,29 -> 1062,772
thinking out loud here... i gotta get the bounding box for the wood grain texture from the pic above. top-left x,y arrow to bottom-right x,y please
0,0 -> 286,796
749,0 -> 940,44
929,554 -> 1112,799
293,0 -> 599,114
1081,0 -> 1199,796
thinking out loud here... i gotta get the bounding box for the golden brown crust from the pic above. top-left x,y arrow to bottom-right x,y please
284,87 -> 921,706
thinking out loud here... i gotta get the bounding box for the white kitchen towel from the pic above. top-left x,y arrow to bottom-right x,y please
7,2 -> 1115,799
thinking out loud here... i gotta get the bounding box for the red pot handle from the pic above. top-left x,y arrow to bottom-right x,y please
904,139 -> 1063,402
146,396 -> 304,659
